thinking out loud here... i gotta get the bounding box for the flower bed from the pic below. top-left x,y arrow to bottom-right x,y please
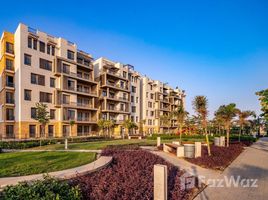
71,146 -> 203,200
185,144 -> 245,171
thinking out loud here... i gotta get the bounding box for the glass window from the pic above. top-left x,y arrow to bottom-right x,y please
40,92 -> 52,103
6,59 -> 13,70
6,42 -> 14,54
29,125 -> 36,138
31,108 -> 37,119
28,37 -> 32,48
67,50 -> 74,60
6,91 -> 14,104
48,125 -> 54,137
52,45 -> 55,56
6,125 -> 14,138
33,39 -> 37,50
6,108 -> 14,120
24,89 -> 31,101
50,77 -> 55,87
47,44 -> 51,54
39,41 -> 45,53
40,58 -> 52,71
24,54 -> 31,66
50,109 -> 55,119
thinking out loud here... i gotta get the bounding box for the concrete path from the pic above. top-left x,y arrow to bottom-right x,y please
196,137 -> 268,200
2,149 -> 102,153
0,156 -> 112,189
152,151 -> 221,183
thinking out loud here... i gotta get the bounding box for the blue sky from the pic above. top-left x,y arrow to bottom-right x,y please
1,0 -> 268,118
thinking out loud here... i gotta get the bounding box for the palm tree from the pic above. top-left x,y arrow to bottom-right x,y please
160,114 -> 172,134
97,119 -> 106,137
35,103 -> 50,146
69,120 -> 75,137
192,96 -> 211,156
139,119 -> 146,136
237,110 -> 256,141
172,105 -> 188,143
215,103 -> 238,147
104,120 -> 115,138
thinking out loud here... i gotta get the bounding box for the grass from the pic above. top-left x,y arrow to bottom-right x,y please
31,139 -> 182,150
0,151 -> 96,177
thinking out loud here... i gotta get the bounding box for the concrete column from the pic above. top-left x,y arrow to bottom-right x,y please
176,146 -> 184,157
154,164 -> 168,200
220,136 -> 225,147
195,142 -> 201,158
157,137 -> 161,147
65,138 -> 68,150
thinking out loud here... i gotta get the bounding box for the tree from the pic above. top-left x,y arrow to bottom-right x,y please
104,120 -> 115,138
215,103 -> 238,147
69,120 -> 75,137
256,89 -> 268,121
237,110 -> 256,141
139,119 -> 146,136
97,119 -> 106,137
35,103 -> 50,146
160,114 -> 172,134
172,105 -> 188,143
122,119 -> 138,138
192,96 -> 211,156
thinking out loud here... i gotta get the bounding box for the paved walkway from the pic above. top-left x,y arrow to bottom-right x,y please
196,137 -> 268,200
2,149 -> 102,153
0,156 -> 112,189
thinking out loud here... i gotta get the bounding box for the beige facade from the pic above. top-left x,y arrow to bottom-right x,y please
0,23 -> 185,139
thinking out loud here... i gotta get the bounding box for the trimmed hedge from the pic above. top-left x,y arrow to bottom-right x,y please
1,176 -> 81,200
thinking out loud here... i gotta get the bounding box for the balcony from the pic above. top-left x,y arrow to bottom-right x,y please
159,107 -> 170,112
105,70 -> 127,80
102,107 -> 130,113
60,102 -> 97,110
6,65 -> 14,71
103,81 -> 129,92
6,82 -> 14,88
101,94 -> 129,102
65,87 -> 97,96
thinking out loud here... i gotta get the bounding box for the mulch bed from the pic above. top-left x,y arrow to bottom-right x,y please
185,143 -> 245,171
70,145 -> 203,200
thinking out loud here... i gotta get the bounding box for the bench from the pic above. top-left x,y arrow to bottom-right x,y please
128,135 -> 142,140
163,143 -> 184,157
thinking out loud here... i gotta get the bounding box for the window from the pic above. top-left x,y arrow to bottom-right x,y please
28,37 -> 32,48
146,92 -> 149,98
67,110 -> 75,120
132,86 -> 136,93
63,94 -> 70,104
24,54 -> 31,66
52,45 -> 55,56
29,125 -> 36,138
6,59 -> 13,70
150,85 -> 153,90
150,111 -> 154,117
148,102 -> 152,108
136,116 -> 138,122
150,93 -> 154,99
50,77 -> 55,87
48,125 -> 54,137
131,96 -> 134,103
62,63 -> 70,74
63,125 -> 70,137
40,58 -> 52,71
67,50 -> 74,60
136,97 -> 139,103
6,42 -> 14,54
6,125 -> 14,138
40,92 -> 52,103
24,89 -> 31,101
68,80 -> 75,90
33,39 -> 37,50
123,71 -> 127,78
6,92 -> 14,104
39,41 -> 45,53
31,73 -> 45,86
6,76 -> 14,87
50,109 -> 55,119
31,108 -> 37,119
132,106 -> 136,113
47,44 -> 51,54
6,108 -> 14,120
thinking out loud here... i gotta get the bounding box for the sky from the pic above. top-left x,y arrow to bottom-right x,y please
0,0 -> 267,118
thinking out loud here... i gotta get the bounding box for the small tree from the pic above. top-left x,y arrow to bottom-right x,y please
237,110 -> 256,141
192,96 -> 211,156
35,103 -> 50,146
172,105 -> 188,143
122,119 -> 138,138
97,119 -> 106,137
104,120 -> 115,138
215,103 -> 238,147
69,120 -> 75,137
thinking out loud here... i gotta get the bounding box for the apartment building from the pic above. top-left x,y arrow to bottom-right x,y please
0,23 -> 185,139
94,58 -> 142,137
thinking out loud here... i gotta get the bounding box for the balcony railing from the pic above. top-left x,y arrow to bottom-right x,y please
61,102 -> 94,108
6,65 -> 14,71
66,87 -> 97,95
6,98 -> 14,104
6,116 -> 15,120
102,94 -> 128,101
104,107 -> 129,112
105,82 -> 129,91
6,82 -> 14,87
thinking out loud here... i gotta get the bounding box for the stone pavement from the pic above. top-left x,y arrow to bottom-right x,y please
196,137 -> 268,200
0,156 -> 112,190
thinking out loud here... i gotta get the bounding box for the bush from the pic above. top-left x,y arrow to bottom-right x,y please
1,176 -> 82,200
0,140 -> 58,149
147,134 -> 206,140
71,146 -> 201,200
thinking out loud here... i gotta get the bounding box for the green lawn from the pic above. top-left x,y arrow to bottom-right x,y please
31,138 -> 206,150
0,151 -> 96,177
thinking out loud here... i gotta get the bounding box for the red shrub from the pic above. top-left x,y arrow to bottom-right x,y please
185,144 -> 244,170
71,146 -> 200,200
